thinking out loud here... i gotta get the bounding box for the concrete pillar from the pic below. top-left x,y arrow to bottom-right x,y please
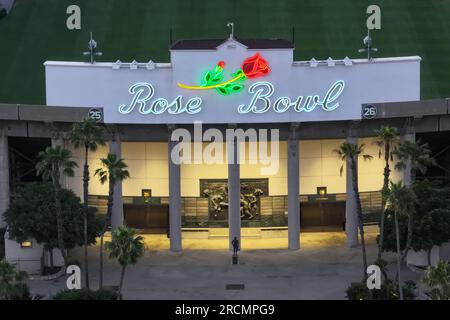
0,131 -> 9,227
109,135 -> 124,229
287,125 -> 300,250
227,137 -> 241,251
345,135 -> 359,247
168,127 -> 182,252
402,127 -> 415,186
51,132 -> 68,189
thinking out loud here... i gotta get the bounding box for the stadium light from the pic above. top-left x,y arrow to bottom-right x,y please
358,29 -> 378,60
83,32 -> 103,64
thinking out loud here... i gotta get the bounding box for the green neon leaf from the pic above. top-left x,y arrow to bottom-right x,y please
216,86 -> 229,95
202,71 -> 212,86
211,70 -> 223,83
230,84 -> 244,92
232,69 -> 245,78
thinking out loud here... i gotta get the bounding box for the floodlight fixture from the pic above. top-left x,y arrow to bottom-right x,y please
358,29 -> 378,61
83,32 -> 103,64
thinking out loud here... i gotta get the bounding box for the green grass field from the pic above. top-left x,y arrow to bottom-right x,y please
0,0 -> 449,104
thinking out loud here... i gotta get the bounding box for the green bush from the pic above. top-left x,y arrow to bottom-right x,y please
0,259 -> 33,300
382,180 -> 450,255
346,279 -> 417,300
423,261 -> 450,300
346,282 -> 371,300
53,288 -> 119,300
4,182 -> 103,251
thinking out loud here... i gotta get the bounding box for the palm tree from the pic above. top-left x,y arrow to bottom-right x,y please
393,140 -> 435,266
374,126 -> 399,260
335,142 -> 373,278
68,118 -> 106,289
95,153 -> 130,288
422,261 -> 450,300
394,139 -> 435,183
385,181 -> 417,300
36,146 -> 77,264
105,226 -> 145,298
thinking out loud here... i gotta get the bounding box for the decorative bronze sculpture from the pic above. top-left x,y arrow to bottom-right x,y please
201,179 -> 267,221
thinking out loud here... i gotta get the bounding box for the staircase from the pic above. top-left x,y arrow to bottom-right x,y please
208,228 -> 261,239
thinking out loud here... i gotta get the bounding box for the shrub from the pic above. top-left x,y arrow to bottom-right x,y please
346,282 -> 371,300
0,259 -> 33,300
4,182 -> 102,252
53,288 -> 119,300
423,261 -> 450,300
347,279 -> 416,300
382,180 -> 450,256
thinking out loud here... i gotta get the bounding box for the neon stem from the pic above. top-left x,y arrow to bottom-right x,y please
177,74 -> 245,90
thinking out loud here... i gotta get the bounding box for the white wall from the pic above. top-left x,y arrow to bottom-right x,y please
67,139 -> 405,198
299,138 -> 402,194
66,143 -> 109,198
4,232 -> 64,275
45,38 -> 420,124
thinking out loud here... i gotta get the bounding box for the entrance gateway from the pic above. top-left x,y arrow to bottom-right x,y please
41,36 -> 421,251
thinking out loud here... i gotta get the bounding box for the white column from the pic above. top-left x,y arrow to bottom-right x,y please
287,125 -> 300,250
168,128 -> 182,252
402,127 -> 415,186
109,135 -> 124,229
0,131 -> 9,227
227,137 -> 241,251
345,135 -> 359,247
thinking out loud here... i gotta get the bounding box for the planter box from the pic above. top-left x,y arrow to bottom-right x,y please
406,242 -> 450,267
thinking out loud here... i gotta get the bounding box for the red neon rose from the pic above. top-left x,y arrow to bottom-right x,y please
241,53 -> 270,78
217,61 -> 225,68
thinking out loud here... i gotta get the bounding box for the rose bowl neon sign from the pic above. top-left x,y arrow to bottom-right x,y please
117,80 -> 345,115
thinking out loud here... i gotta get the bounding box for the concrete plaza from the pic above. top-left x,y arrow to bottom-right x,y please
27,227 -> 422,300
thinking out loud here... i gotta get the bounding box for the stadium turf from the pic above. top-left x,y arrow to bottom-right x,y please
0,0 -> 449,104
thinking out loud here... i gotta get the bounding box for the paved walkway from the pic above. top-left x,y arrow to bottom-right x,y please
28,228 -> 422,300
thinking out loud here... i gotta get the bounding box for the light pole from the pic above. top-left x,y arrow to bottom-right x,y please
358,29 -> 378,60
83,32 -> 103,64
227,22 -> 234,39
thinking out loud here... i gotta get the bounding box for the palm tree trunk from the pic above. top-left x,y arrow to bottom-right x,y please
351,157 -> 368,277
53,167 -> 67,265
99,178 -> 115,289
99,233 -> 104,288
399,169 -> 415,269
118,265 -> 126,300
394,211 -> 404,300
83,146 -> 90,289
49,249 -> 54,272
378,143 -> 390,260
427,248 -> 432,266
400,201 -> 414,268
